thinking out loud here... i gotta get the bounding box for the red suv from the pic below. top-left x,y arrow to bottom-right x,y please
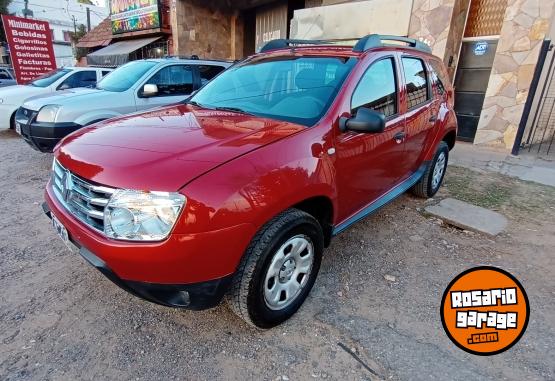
43,35 -> 457,328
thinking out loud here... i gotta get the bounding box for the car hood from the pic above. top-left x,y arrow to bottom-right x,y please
56,104 -> 305,191
0,85 -> 49,105
23,88 -> 103,110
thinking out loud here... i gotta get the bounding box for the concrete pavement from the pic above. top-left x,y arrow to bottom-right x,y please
449,142 -> 555,187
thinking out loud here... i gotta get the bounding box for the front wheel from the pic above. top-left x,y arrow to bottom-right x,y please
411,141 -> 449,198
228,209 -> 323,329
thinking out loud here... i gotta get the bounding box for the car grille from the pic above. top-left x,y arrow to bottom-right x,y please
51,160 -> 116,232
15,107 -> 38,138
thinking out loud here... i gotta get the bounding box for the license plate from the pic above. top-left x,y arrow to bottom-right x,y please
15,122 -> 21,134
52,213 -> 70,246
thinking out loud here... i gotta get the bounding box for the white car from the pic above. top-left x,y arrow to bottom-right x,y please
0,67 -> 112,130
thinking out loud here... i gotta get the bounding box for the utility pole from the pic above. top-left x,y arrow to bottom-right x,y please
86,8 -> 91,32
72,15 -> 77,35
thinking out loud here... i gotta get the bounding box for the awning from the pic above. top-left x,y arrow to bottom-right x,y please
87,37 -> 160,67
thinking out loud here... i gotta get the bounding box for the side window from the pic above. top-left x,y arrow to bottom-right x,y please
402,57 -> 429,109
58,70 -> 97,89
0,70 -> 9,80
146,65 -> 194,96
101,70 -> 111,78
351,58 -> 397,117
198,65 -> 225,86
429,60 -> 448,95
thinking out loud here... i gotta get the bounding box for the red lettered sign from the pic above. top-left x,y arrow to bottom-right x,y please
1,15 -> 57,84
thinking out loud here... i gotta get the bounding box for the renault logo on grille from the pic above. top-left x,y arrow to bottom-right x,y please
60,170 -> 73,202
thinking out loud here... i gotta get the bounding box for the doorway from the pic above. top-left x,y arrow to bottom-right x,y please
453,39 -> 498,141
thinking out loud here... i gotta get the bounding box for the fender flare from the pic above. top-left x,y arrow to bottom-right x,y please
74,111 -> 122,126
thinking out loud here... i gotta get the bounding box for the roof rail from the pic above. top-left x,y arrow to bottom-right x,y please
259,39 -> 340,53
163,55 -> 200,60
259,35 -> 432,54
353,34 -> 432,54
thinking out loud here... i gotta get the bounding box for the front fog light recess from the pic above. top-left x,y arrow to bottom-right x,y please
104,190 -> 186,241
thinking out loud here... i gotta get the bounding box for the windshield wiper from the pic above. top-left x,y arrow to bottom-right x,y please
185,100 -> 206,108
213,106 -> 255,116
183,102 -> 254,116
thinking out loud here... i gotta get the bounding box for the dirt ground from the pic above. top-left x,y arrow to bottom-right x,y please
1,129 -> 554,381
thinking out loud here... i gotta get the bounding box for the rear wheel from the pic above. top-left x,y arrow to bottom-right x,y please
228,209 -> 323,329
411,141 -> 449,198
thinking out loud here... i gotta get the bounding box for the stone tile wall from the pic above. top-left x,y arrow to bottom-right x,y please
409,0 -> 470,78
474,0 -> 555,148
171,0 -> 244,60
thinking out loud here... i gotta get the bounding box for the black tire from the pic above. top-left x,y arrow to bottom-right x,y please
228,209 -> 324,329
9,111 -> 16,130
411,141 -> 449,198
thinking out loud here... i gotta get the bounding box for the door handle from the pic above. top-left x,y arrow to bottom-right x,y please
393,132 -> 406,144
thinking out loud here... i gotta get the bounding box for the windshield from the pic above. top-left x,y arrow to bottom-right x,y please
30,69 -> 71,87
190,56 -> 356,126
96,61 -> 157,92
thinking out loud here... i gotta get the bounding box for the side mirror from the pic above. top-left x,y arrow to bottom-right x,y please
340,108 -> 386,133
58,83 -> 70,90
142,84 -> 158,97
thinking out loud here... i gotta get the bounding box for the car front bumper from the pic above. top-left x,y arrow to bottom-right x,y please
43,183 -> 254,310
16,107 -> 81,152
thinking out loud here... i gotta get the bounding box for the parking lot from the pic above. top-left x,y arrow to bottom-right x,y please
1,129 -> 554,381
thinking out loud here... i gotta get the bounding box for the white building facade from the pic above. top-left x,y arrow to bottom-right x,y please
8,0 -> 108,67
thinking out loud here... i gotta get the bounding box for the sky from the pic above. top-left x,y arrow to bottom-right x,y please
90,0 -> 107,7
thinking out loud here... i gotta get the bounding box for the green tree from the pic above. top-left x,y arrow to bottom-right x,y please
77,0 -> 95,4
0,0 -> 13,44
70,23 -> 88,61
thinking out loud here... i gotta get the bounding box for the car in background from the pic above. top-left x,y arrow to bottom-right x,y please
0,66 -> 16,88
0,67 -> 112,130
17,58 -> 232,152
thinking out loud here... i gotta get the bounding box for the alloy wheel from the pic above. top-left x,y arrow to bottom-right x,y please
263,235 -> 314,310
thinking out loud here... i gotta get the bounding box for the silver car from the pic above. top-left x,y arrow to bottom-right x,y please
17,58 -> 232,152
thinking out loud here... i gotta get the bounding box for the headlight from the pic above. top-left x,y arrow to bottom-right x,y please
36,105 -> 61,123
104,190 -> 186,241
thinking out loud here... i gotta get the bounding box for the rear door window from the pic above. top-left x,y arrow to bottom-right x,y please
402,57 -> 430,109
351,57 -> 398,117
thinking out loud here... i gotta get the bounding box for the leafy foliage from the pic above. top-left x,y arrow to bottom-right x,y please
0,0 -> 13,44
70,23 -> 88,60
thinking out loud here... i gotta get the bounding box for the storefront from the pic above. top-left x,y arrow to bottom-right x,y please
77,0 -> 173,67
